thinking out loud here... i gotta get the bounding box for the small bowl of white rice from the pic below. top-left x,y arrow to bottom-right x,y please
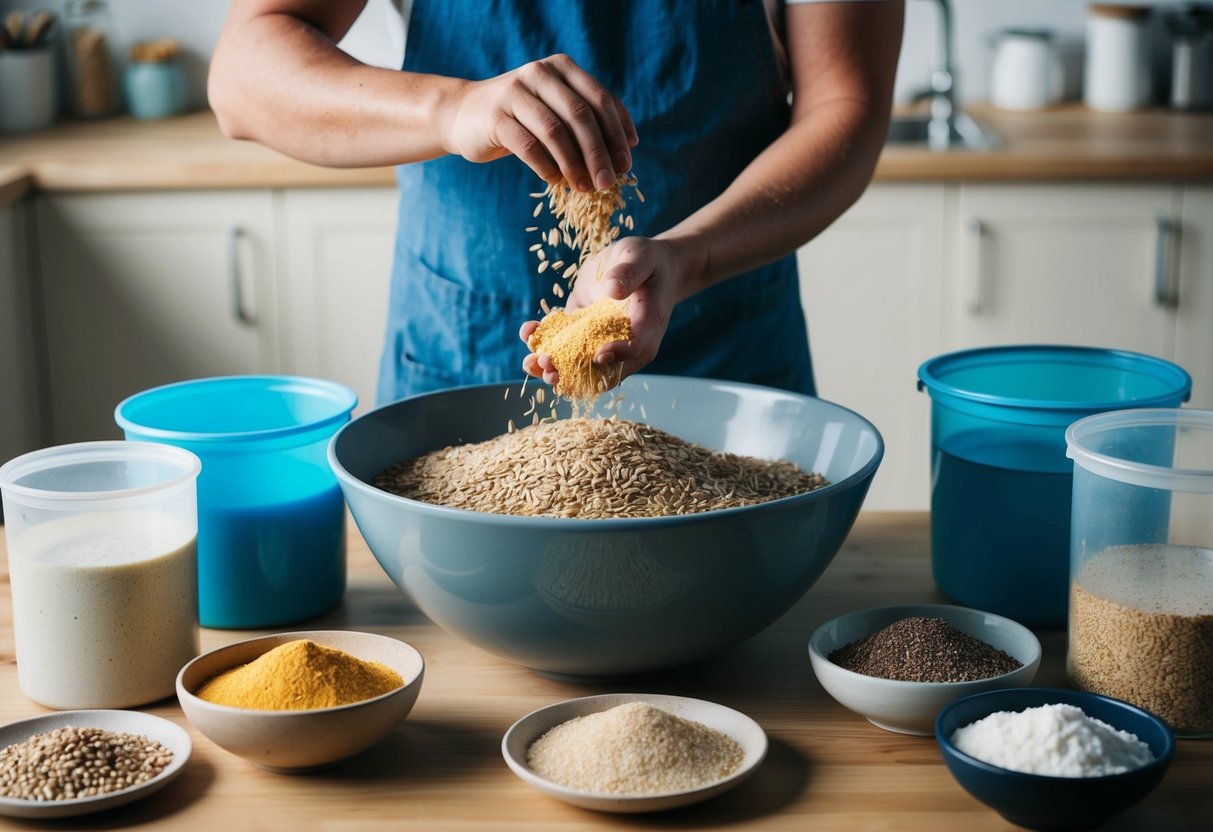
935,687 -> 1175,831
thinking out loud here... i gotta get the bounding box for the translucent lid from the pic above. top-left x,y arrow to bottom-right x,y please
1066,408 -> 1213,493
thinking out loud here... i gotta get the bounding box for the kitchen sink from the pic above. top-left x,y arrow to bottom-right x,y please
886,112 -> 1001,151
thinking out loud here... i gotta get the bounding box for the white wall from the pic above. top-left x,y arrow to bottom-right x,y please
0,0 -> 1184,113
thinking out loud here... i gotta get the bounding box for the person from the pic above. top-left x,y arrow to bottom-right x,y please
209,0 -> 904,403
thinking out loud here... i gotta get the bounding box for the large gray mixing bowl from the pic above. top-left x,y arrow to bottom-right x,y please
328,375 -> 883,677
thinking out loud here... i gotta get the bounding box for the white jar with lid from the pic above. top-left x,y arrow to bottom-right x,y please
1084,3 -> 1153,112
0,441 -> 201,709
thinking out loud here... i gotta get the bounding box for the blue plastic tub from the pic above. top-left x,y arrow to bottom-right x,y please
917,346 -> 1190,626
116,376 -> 357,628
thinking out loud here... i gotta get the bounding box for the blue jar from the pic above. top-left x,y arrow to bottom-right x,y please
124,60 -> 187,119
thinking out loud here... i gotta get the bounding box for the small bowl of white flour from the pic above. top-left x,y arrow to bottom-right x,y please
935,688 -> 1174,830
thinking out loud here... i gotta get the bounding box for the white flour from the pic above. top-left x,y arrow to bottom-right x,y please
950,703 -> 1154,777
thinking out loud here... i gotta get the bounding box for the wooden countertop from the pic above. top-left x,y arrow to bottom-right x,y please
1,105 -> 1212,200
0,512 -> 1208,830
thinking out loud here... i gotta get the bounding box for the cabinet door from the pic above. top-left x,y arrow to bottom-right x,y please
798,184 -> 945,511
280,188 -> 398,416
0,200 -> 47,462
947,184 -> 1177,356
1177,185 -> 1213,409
37,191 -> 279,443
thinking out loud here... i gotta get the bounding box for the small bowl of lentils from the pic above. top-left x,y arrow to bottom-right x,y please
0,710 -> 190,819
808,604 -> 1041,736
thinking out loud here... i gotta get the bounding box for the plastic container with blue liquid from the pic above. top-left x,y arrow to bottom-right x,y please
917,346 -> 1191,626
116,376 -> 357,628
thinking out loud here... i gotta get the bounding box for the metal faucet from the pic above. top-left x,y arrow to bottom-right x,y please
915,0 -> 957,149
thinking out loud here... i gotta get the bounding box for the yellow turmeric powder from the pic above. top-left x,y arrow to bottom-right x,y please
195,639 -> 403,711
527,296 -> 631,401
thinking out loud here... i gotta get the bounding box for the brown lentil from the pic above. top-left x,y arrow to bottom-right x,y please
829,616 -> 1022,683
0,726 -> 172,802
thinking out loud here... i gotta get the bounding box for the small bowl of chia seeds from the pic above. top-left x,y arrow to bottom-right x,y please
808,604 -> 1041,736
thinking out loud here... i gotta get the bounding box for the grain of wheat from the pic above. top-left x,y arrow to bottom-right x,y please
374,417 -> 827,519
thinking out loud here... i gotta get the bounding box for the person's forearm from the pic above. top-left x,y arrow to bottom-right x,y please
655,0 -> 902,300
657,96 -> 889,300
209,9 -> 463,168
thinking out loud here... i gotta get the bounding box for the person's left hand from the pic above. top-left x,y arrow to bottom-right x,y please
519,236 -> 690,389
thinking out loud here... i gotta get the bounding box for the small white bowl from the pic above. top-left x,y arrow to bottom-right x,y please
808,604 -> 1041,736
0,710 -> 191,819
502,693 -> 767,813
176,630 -> 424,773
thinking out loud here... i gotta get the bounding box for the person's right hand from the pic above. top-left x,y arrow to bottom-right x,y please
442,54 -> 638,191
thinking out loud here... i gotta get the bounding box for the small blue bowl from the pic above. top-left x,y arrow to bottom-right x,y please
936,688 -> 1175,831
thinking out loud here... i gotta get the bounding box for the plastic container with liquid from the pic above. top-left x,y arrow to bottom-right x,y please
916,346 -> 1191,626
116,375 -> 357,629
0,441 -> 201,709
1066,408 -> 1213,737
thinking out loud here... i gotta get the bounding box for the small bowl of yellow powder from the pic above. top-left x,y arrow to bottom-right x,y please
502,693 -> 767,812
176,630 -> 424,773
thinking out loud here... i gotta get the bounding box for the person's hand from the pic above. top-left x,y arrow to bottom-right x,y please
443,54 -> 638,192
520,236 -> 697,388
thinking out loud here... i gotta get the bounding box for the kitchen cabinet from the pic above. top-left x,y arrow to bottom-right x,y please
279,188 -> 397,415
944,184 -> 1177,357
36,191 -> 279,443
1177,185 -> 1213,409
0,199 -> 46,468
803,182 -> 1211,511
797,184 -> 945,512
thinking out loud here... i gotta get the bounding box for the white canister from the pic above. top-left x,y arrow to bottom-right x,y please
1085,3 -> 1153,112
990,29 -> 1064,111
0,48 -> 57,133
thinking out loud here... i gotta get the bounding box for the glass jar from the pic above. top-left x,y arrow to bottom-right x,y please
124,39 -> 187,120
64,0 -> 118,118
1066,408 -> 1213,737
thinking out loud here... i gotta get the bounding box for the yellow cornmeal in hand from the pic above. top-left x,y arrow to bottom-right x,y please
195,639 -> 403,711
527,296 -> 631,401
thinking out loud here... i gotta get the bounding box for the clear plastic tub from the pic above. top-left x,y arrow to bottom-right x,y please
917,346 -> 1191,626
115,376 -> 357,629
1066,408 -> 1213,737
0,441 -> 201,709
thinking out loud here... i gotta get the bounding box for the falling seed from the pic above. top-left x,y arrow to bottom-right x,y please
537,249 -> 547,261
536,388 -> 545,404
547,229 -> 560,247
529,243 -> 542,252
553,284 -> 565,299
640,404 -> 648,420
508,420 -> 516,433
564,264 -> 578,279
503,387 -> 509,401
625,216 -> 634,230
525,226 -> 539,233
551,260 -> 564,271
538,260 -> 550,273
529,191 -> 546,199
635,187 -> 645,202
540,299 -> 551,314
533,202 -> 543,218
671,398 -> 677,409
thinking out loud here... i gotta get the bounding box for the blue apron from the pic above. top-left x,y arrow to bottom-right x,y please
378,0 -> 816,404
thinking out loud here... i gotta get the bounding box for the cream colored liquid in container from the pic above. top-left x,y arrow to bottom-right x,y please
9,510 -> 198,709
0,440 -> 202,710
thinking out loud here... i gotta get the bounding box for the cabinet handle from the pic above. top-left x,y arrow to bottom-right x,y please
1153,215 -> 1180,309
227,225 -> 257,326
962,217 -> 986,314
